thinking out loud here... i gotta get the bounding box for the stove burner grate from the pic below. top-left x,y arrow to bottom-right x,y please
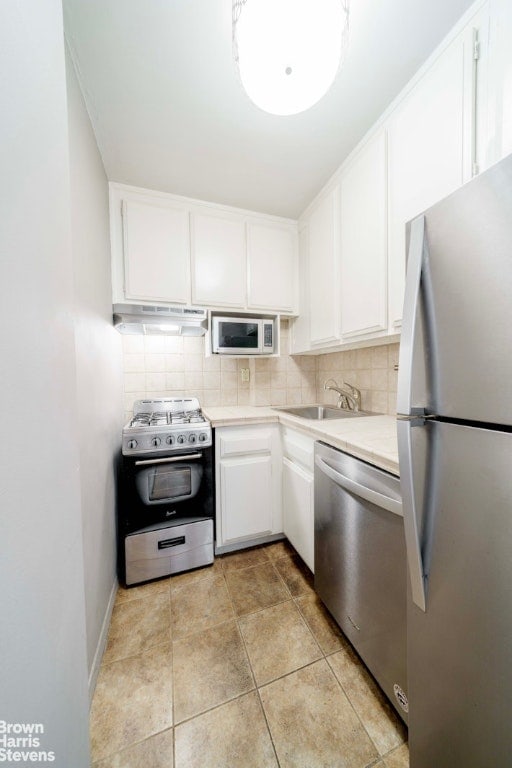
127,398 -> 207,431
149,411 -> 169,426
130,413 -> 151,427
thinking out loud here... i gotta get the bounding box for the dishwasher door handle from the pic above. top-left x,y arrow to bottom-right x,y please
315,456 -> 403,517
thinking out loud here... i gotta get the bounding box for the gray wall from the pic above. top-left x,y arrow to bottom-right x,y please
66,46 -> 123,691
0,2 -> 90,766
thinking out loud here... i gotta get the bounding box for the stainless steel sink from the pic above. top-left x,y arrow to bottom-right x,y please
276,405 -> 368,420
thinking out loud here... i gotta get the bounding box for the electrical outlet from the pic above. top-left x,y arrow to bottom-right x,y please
240,367 -> 250,383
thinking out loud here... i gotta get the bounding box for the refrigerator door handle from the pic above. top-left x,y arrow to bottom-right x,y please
314,456 -> 403,517
397,418 -> 427,611
397,215 -> 425,416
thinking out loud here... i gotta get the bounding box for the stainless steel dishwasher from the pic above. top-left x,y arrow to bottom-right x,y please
314,441 -> 408,723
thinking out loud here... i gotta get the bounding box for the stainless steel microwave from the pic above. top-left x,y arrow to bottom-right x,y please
211,316 -> 276,355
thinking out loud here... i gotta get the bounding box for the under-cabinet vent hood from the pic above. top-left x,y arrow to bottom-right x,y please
113,303 -> 208,336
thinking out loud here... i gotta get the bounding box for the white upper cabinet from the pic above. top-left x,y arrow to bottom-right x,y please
115,195 -> 191,304
387,16 -> 484,330
110,184 -> 299,315
340,130 -> 388,340
247,221 -> 298,313
485,0 -> 511,166
289,224 -> 311,354
122,200 -> 190,303
293,2 -> 490,355
308,184 -> 341,346
191,212 -> 246,308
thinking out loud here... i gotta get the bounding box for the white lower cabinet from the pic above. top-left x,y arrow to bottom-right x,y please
283,459 -> 314,571
215,424 -> 282,551
281,427 -> 315,572
215,422 -> 317,567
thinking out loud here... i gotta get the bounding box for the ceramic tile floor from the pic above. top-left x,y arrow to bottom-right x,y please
90,541 -> 409,768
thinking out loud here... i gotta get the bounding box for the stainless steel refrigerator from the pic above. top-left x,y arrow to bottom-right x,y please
397,153 -> 512,767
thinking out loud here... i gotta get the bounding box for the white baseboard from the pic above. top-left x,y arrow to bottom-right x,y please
88,578 -> 117,704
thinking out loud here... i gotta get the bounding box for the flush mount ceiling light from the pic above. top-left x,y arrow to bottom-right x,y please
232,0 -> 349,116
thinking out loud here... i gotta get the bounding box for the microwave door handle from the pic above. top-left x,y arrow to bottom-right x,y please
262,320 -> 273,353
212,319 -> 220,354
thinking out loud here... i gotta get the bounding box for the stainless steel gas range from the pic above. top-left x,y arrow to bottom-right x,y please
118,398 -> 214,586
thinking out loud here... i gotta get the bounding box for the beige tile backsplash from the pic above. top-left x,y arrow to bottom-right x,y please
122,321 -> 399,420
316,343 -> 399,415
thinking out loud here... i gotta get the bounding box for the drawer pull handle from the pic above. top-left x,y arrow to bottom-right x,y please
158,536 -> 186,550
135,453 -> 202,466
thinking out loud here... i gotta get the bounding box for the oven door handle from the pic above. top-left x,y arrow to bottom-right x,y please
134,453 -> 202,466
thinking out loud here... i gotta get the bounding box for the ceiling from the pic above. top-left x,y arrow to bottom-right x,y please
64,0 -> 477,219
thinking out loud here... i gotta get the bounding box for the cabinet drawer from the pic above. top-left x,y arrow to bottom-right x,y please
219,431 -> 273,458
126,518 -> 212,560
281,427 -> 315,472
125,518 -> 213,585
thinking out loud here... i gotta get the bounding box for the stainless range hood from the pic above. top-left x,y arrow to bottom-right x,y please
113,303 -> 208,336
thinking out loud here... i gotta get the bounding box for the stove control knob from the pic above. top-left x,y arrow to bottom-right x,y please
151,437 -> 161,448
177,434 -> 186,445
199,433 -> 208,443
188,433 -> 197,444
128,439 -> 138,450
166,435 -> 175,446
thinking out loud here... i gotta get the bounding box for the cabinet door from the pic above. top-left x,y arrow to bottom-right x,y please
289,224 -> 311,353
191,212 -> 246,307
486,0 -> 510,166
220,456 -> 273,543
122,199 -> 190,303
282,458 -> 314,571
340,131 -> 388,340
388,34 -> 471,331
247,222 -> 297,313
308,185 -> 341,346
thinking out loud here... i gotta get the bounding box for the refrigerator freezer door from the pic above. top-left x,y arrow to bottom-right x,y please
399,153 -> 512,426
408,421 -> 512,767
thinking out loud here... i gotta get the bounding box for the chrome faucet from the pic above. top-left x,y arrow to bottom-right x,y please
323,378 -> 361,412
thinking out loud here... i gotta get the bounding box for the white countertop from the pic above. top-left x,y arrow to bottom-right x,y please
202,406 -> 399,476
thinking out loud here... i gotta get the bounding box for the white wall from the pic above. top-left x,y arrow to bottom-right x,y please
0,2 -> 90,767
65,48 -> 123,692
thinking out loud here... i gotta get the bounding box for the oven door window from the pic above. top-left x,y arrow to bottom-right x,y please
135,462 -> 203,505
219,322 -> 259,350
151,466 -> 191,500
